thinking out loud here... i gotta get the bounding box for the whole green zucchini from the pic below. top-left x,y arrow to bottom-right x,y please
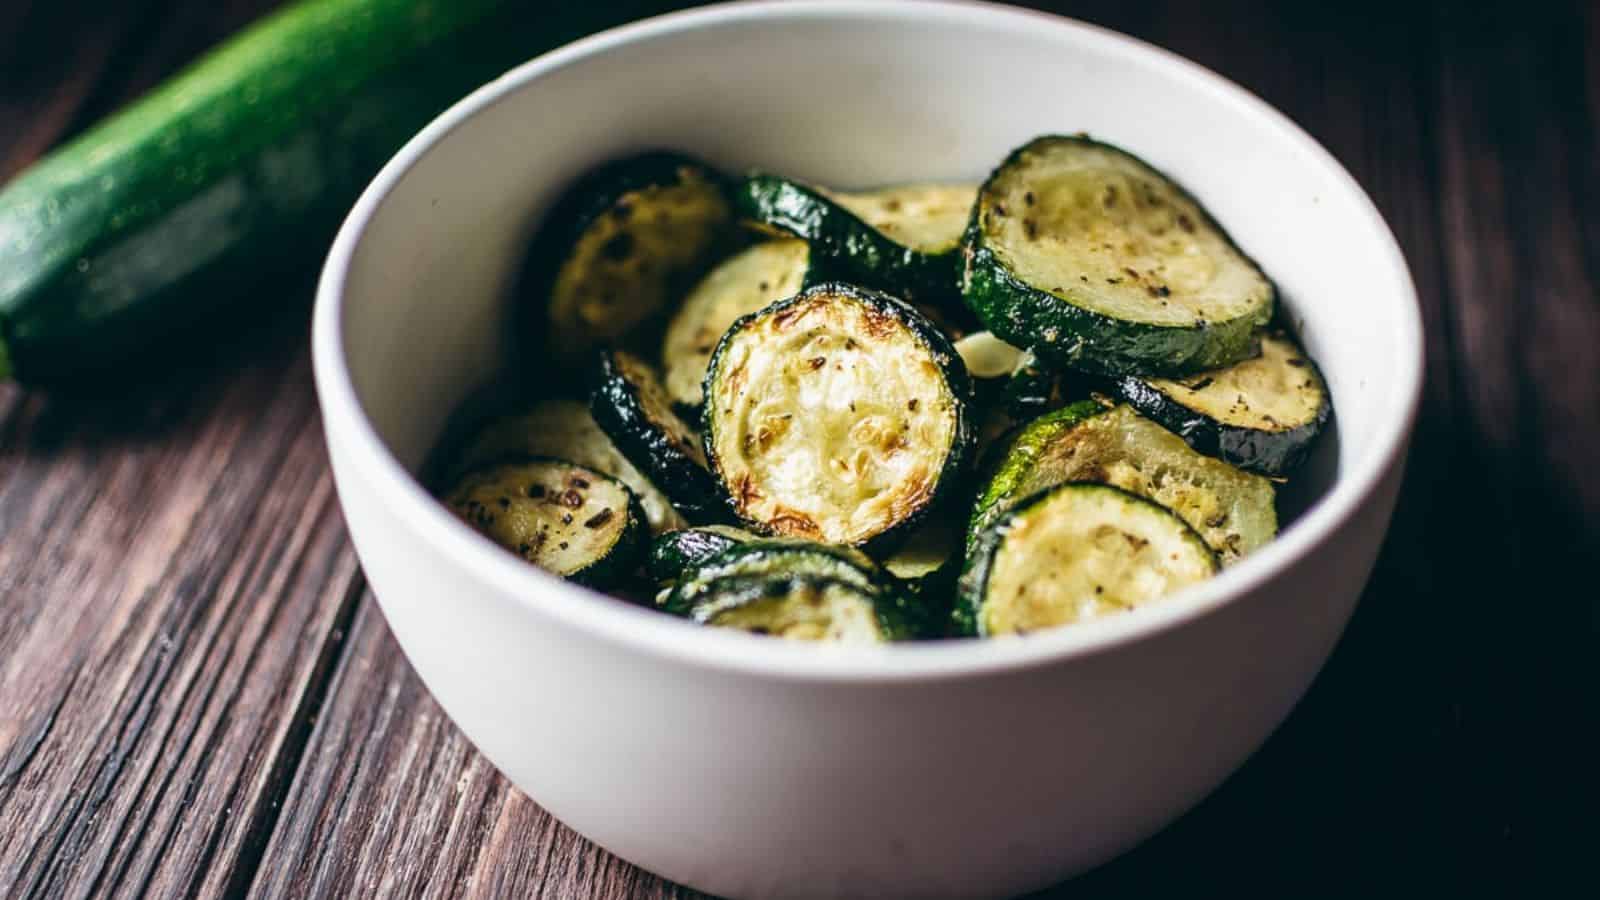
0,0 -> 661,385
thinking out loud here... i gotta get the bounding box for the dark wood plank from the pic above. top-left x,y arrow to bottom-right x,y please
246,600 -> 703,900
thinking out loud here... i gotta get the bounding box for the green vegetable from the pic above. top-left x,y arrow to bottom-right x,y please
702,282 -> 975,548
522,151 -> 734,366
961,135 -> 1274,376
734,175 -> 976,303
645,525 -> 759,585
444,456 -> 646,589
971,403 -> 1277,565
1110,329 -> 1331,475
0,0 -> 664,385
955,482 -> 1217,637
588,348 -> 725,521
675,574 -> 910,643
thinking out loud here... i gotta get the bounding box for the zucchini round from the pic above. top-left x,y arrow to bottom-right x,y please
663,539 -> 888,615
450,399 -> 685,535
645,524 -> 758,585
702,282 -> 974,547
962,135 -> 1274,375
523,151 -> 733,364
589,348 -> 724,521
1112,330 -> 1331,475
956,482 -> 1218,637
971,403 -> 1277,564
676,574 -> 910,643
661,239 -> 816,414
734,175 -> 977,301
445,456 -> 646,589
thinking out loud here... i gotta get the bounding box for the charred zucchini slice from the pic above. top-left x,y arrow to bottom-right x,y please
445,457 -> 645,589
963,135 -> 1273,375
735,175 -> 977,301
678,574 -> 909,643
524,151 -> 733,363
646,524 -> 758,584
451,399 -> 685,535
703,283 -> 974,547
1112,330 -> 1331,475
971,403 -> 1276,564
589,349 -> 723,521
661,239 -> 815,414
956,482 -> 1218,637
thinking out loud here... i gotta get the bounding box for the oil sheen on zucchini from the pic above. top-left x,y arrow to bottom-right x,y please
971,403 -> 1276,564
661,239 -> 815,413
1113,329 -> 1331,475
646,525 -> 758,584
445,457 -> 645,589
703,283 -> 974,547
589,348 -> 723,521
956,482 -> 1218,636
963,135 -> 1274,375
451,399 -> 685,534
525,151 -> 732,363
735,175 -> 977,301
678,574 -> 906,643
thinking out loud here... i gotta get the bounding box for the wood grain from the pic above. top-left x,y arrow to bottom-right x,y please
0,0 -> 1594,897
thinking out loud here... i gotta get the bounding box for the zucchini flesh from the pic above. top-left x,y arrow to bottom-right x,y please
971,403 -> 1276,564
825,183 -> 978,256
963,135 -> 1273,375
589,349 -> 723,521
445,457 -> 645,588
527,152 -> 732,364
957,482 -> 1217,636
703,283 -> 973,546
646,524 -> 758,585
684,574 -> 897,643
451,399 -> 685,534
734,175 -> 976,301
661,239 -> 813,413
1115,330 -> 1331,475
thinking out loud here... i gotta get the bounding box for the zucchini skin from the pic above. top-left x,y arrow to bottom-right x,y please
520,151 -> 735,370
0,0 -> 660,385
588,349 -> 726,522
1110,341 -> 1332,476
700,282 -> 977,551
645,525 -> 756,584
734,175 -> 962,304
444,454 -> 648,591
678,573 -> 917,643
960,135 -> 1274,377
954,482 -> 1217,637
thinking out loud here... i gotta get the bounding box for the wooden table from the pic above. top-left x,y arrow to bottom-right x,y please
1,1 -> 1592,896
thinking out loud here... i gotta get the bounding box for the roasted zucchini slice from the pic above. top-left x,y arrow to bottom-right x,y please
676,574 -> 911,643
589,348 -> 723,521
661,239 -> 816,414
646,524 -> 758,585
735,175 -> 977,301
451,399 -> 685,534
971,403 -> 1276,564
664,539 -> 888,614
524,151 -> 733,362
963,135 -> 1274,375
955,482 -> 1218,637
703,283 -> 974,547
1112,329 -> 1331,475
445,457 -> 646,589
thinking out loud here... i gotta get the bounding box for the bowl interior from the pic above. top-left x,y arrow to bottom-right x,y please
326,2 -> 1418,640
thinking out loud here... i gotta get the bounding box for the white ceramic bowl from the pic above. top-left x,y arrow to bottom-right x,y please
313,3 -> 1422,897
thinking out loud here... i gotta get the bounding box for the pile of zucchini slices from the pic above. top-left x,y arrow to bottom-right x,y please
440,136 -> 1332,642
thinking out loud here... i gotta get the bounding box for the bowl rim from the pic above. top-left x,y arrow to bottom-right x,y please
312,0 -> 1424,683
